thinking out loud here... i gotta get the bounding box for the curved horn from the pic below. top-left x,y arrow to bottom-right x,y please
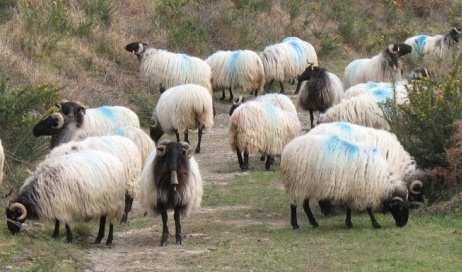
10,202 -> 27,221
409,180 -> 423,195
392,196 -> 404,203
180,141 -> 193,158
51,113 -> 65,129
156,142 -> 168,156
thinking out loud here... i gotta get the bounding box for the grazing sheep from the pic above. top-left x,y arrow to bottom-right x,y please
297,65 -> 344,128
318,94 -> 390,130
113,126 -> 156,165
33,101 -> 140,148
150,84 -> 214,154
5,150 -> 127,245
140,141 -> 203,246
281,134 -> 410,229
47,135 -> 142,223
229,99 -> 301,170
344,43 -> 412,89
206,49 -> 265,100
405,28 -> 461,60
0,140 -> 4,185
125,42 -> 212,92
310,122 -> 424,203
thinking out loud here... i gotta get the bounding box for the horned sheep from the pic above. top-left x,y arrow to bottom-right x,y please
281,134 -> 410,229
150,84 -> 214,154
6,150 -> 127,245
140,141 -> 203,246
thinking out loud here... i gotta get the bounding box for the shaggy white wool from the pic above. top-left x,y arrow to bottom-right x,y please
256,93 -> 297,113
19,150 -> 127,224
140,48 -> 212,91
344,81 -> 409,105
113,126 -> 156,165
229,100 -> 301,156
153,84 -> 214,134
281,134 -> 407,210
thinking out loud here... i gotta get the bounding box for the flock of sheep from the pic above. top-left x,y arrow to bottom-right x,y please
2,27 -> 460,246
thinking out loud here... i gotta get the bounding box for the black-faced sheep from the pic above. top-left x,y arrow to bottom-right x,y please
405,28 -> 461,60
344,43 -> 412,88
5,150 -> 127,245
140,141 -> 203,246
281,134 -> 410,229
150,84 -> 214,154
125,42 -> 212,93
33,101 -> 140,148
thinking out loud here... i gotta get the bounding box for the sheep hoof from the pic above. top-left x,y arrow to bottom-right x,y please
194,147 -> 200,154
176,235 -> 182,245
345,222 -> 353,229
160,235 -> 169,246
372,223 -> 381,229
311,223 -> 319,228
292,224 -> 300,230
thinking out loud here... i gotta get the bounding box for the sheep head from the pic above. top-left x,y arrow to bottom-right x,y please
5,202 -> 28,234
448,27 -> 461,43
382,190 -> 409,227
149,117 -> 164,144
229,96 -> 245,116
387,43 -> 412,58
125,42 -> 148,61
33,101 -> 86,137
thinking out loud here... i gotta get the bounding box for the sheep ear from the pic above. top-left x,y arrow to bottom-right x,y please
180,142 -> 193,158
74,104 -> 86,127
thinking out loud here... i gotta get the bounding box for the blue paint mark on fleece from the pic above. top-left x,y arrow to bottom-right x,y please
282,37 -> 300,43
181,54 -> 192,74
287,41 -> 305,65
414,35 -> 429,56
97,106 -> 117,121
228,51 -> 242,82
114,127 -> 126,136
335,122 -> 353,133
324,135 -> 359,158
366,81 -> 380,89
371,88 -> 391,103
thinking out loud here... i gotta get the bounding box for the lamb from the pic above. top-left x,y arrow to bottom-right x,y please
296,65 -> 344,128
229,99 -> 301,170
310,122 -> 424,203
405,28 -> 461,60
344,43 -> 412,89
46,135 -> 142,223
140,140 -> 203,246
206,49 -> 265,101
33,101 -> 140,148
125,42 -> 212,93
318,94 -> 390,130
113,126 -> 156,165
0,139 -> 4,185
281,134 -> 410,229
6,150 -> 127,245
150,84 -> 214,154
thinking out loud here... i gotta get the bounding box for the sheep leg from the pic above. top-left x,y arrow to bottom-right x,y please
160,210 -> 169,246
236,148 -> 244,170
106,221 -> 114,246
195,126 -> 203,153
175,131 -> 180,142
295,80 -> 302,94
52,219 -> 60,238
279,81 -> 285,93
65,224 -> 73,243
309,110 -> 314,128
290,204 -> 299,229
121,192 -> 133,223
260,154 -> 266,161
228,88 -> 234,102
367,208 -> 381,229
265,155 -> 274,170
95,216 -> 106,244
184,131 -> 189,144
174,207 -> 182,245
303,199 -> 319,228
253,89 -> 258,96
243,150 -> 249,170
345,207 -> 353,228
220,88 -> 226,101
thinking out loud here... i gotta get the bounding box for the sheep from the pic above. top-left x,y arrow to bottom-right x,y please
344,43 -> 412,89
206,49 -> 265,101
281,134 -> 410,230
33,101 -> 140,148
113,126 -> 156,165
405,28 -> 461,60
140,140 -> 203,246
125,42 -> 212,93
344,81 -> 409,105
261,37 -> 318,93
318,94 -> 390,130
229,93 -> 297,117
296,65 -> 344,128
150,84 -> 214,154
5,150 -> 127,245
310,122 -> 424,203
46,135 -> 142,223
0,139 -> 4,185
229,99 -> 302,170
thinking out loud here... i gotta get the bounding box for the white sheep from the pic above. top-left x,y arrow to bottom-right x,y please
281,134 -> 410,229
206,49 -> 265,100
113,126 -> 156,165
344,43 -> 412,89
318,94 -> 390,130
46,135 -> 142,222
33,101 -> 140,148
125,42 -> 212,92
151,84 -> 214,154
297,65 -> 344,128
140,141 -> 203,246
6,150 -> 127,244
0,139 -> 4,185
405,28 -> 461,60
229,99 -> 301,170
309,122 -> 424,201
